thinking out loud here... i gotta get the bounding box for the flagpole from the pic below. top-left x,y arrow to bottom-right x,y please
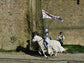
41,0 -> 46,32
42,10 -> 46,36
42,17 -> 46,31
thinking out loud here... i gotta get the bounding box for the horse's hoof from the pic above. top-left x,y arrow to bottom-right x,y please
46,56 -> 48,59
45,55 -> 48,58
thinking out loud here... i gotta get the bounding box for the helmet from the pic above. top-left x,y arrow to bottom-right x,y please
45,29 -> 48,32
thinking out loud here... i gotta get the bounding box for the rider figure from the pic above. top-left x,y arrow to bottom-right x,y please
44,29 -> 50,48
45,29 -> 50,39
58,32 -> 65,46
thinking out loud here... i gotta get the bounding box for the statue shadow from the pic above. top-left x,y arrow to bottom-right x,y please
16,40 -> 41,57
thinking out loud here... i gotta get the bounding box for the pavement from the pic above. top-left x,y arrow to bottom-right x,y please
0,52 -> 84,63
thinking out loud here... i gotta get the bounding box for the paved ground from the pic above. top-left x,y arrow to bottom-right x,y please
0,52 -> 84,63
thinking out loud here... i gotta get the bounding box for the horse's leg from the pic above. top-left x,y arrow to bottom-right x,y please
54,52 -> 57,56
39,42 -> 47,58
38,47 -> 42,55
52,46 -> 58,57
52,49 -> 57,57
48,46 -> 53,56
41,46 -> 48,58
38,50 -> 42,55
43,51 -> 48,58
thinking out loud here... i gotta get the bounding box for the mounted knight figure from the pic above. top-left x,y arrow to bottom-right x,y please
32,34 -> 66,57
44,29 -> 51,48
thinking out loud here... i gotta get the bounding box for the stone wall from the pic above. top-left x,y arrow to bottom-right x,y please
0,0 -> 43,50
42,0 -> 84,45
0,0 -> 29,50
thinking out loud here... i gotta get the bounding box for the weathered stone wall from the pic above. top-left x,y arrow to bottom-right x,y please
28,0 -> 44,50
28,0 -> 43,34
0,0 -> 43,50
0,0 -> 29,50
42,0 -> 84,45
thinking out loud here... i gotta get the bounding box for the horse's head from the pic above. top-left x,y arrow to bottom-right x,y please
32,35 -> 42,43
32,35 -> 38,42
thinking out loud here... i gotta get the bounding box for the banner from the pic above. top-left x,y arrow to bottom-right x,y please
42,10 -> 64,22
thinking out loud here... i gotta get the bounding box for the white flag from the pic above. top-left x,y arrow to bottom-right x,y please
42,10 -> 64,22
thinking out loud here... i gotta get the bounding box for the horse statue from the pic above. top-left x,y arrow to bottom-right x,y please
32,35 -> 66,57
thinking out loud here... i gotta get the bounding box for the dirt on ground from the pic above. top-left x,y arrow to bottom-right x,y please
0,52 -> 84,62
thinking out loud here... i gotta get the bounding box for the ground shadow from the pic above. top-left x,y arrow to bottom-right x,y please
16,40 -> 42,57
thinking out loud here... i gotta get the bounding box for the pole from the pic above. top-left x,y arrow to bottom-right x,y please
41,0 -> 46,32
77,0 -> 80,5
42,18 -> 46,31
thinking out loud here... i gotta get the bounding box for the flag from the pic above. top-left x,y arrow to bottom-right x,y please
42,9 -> 64,22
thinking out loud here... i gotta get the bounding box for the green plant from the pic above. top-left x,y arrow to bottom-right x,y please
63,45 -> 84,53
